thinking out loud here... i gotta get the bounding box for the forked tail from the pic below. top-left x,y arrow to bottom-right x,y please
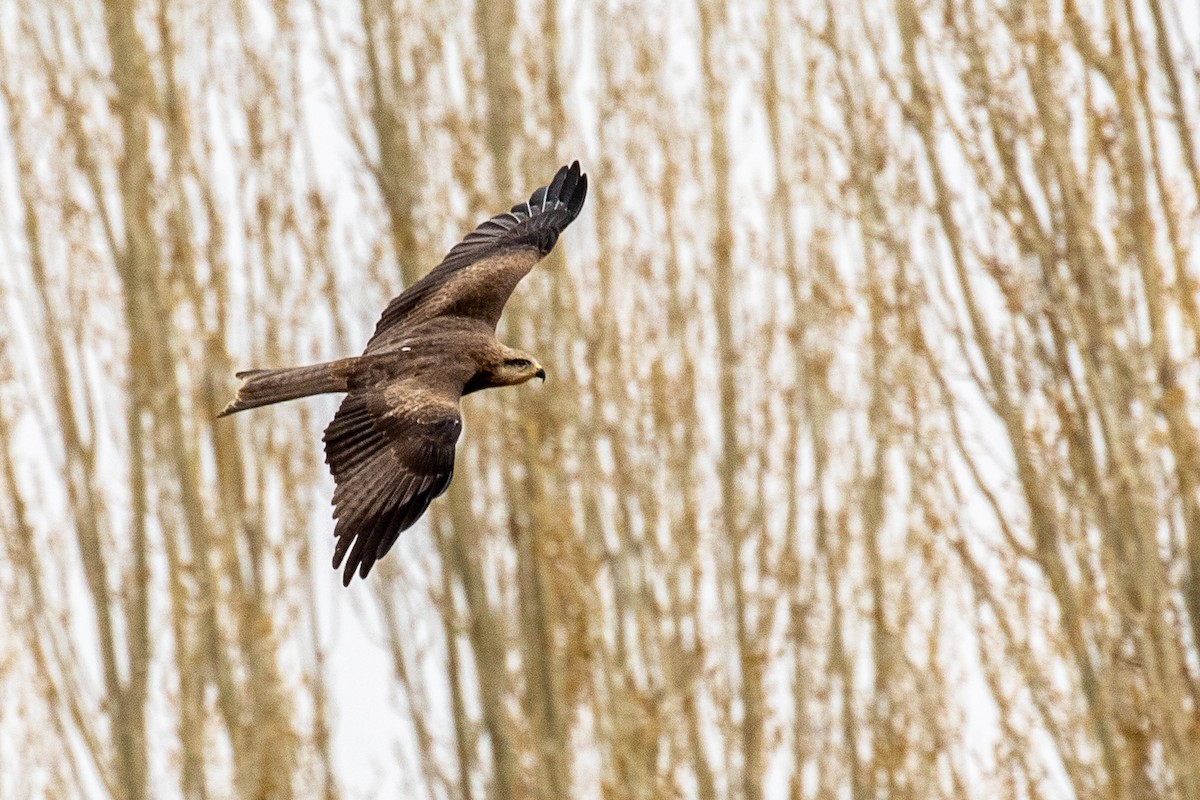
218,357 -> 360,416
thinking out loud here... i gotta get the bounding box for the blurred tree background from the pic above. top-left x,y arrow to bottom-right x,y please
2,0 -> 1200,797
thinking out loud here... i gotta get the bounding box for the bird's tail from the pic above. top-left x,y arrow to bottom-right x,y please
218,357 -> 360,417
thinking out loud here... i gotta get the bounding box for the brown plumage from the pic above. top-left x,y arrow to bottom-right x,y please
220,162 -> 587,584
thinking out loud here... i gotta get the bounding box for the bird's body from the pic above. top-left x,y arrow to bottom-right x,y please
221,162 -> 587,584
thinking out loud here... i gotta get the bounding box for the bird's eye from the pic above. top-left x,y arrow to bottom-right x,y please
508,358 -> 531,369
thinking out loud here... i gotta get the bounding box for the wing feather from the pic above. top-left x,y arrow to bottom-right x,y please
367,161 -> 588,347
323,385 -> 462,585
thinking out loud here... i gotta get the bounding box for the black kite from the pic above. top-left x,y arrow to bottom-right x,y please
220,162 -> 588,584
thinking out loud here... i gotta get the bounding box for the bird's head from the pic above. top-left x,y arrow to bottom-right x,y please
494,352 -> 546,386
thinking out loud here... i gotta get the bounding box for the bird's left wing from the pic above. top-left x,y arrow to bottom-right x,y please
367,161 -> 588,349
322,378 -> 462,585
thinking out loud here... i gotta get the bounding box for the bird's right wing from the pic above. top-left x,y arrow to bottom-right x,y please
322,378 -> 462,585
367,161 -> 588,349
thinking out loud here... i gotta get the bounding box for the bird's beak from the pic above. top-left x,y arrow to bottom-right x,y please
534,367 -> 547,382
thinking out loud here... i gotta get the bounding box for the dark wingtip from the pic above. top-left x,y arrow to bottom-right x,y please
569,173 -> 588,217
558,162 -> 579,203
335,550 -> 355,586
511,162 -> 588,225
333,542 -> 377,586
545,165 -> 569,206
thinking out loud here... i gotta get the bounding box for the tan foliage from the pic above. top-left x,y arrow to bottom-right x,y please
0,0 -> 1198,798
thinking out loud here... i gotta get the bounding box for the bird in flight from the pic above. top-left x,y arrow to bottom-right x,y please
221,162 -> 587,584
